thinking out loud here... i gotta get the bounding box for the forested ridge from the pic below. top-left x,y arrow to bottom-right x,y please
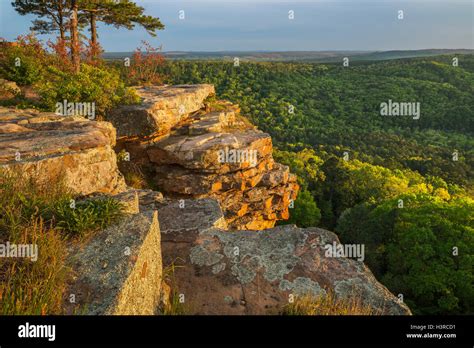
159,56 -> 474,315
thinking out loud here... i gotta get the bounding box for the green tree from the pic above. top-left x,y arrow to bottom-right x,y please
337,194 -> 474,314
12,0 -> 71,40
80,0 -> 164,60
12,0 -> 165,69
284,190 -> 321,228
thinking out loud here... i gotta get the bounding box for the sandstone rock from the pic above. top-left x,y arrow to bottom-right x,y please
106,84 -> 298,229
158,199 -> 411,315
147,130 -> 273,173
107,84 -> 215,137
0,107 -> 126,195
188,110 -> 236,135
146,119 -> 298,229
66,210 -> 162,315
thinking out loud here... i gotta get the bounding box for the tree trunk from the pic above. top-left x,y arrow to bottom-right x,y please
70,0 -> 80,73
58,2 -> 65,41
90,12 -> 98,60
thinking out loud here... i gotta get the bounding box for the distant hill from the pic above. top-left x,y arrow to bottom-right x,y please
103,49 -> 473,62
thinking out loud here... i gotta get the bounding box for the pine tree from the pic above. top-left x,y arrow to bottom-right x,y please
79,0 -> 164,59
12,0 -> 71,40
12,0 -> 165,70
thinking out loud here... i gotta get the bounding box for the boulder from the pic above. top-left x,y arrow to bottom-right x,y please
146,112 -> 298,230
66,210 -> 163,315
0,107 -> 126,195
107,84 -> 215,137
158,198 -> 412,315
147,130 -> 273,173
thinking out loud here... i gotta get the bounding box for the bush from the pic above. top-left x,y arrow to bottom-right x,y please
0,169 -> 123,238
122,41 -> 166,86
0,35 -> 47,86
54,198 -> 123,237
38,63 -> 139,118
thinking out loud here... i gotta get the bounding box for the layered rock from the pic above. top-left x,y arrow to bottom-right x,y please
0,107 -> 126,195
157,198 -> 411,315
107,85 -> 298,230
108,84 -> 215,137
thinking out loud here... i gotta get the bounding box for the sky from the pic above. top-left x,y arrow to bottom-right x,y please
0,0 -> 472,52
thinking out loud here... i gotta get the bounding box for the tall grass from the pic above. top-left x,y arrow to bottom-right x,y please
160,261 -> 187,315
0,169 -> 123,314
0,219 -> 69,315
281,292 -> 380,315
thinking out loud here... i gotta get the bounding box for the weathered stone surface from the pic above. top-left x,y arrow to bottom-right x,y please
158,199 -> 411,315
147,130 -> 273,173
0,107 -> 126,195
107,84 -> 215,137
67,210 -> 163,315
188,110 -> 236,135
146,117 -> 298,229
108,85 -> 298,230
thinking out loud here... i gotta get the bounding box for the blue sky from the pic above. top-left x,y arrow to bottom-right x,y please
0,0 -> 472,51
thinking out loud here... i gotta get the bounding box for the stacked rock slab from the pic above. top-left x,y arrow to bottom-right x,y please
108,84 -> 217,137
0,107 -> 126,195
157,198 -> 411,315
107,84 -> 299,230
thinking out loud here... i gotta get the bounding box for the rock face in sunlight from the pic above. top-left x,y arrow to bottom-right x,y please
0,107 -> 126,195
1,85 -> 411,316
107,84 -> 216,137
108,84 -> 299,230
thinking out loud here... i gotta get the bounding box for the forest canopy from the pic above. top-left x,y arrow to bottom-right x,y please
160,56 -> 474,314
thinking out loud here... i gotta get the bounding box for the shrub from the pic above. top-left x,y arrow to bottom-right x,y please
124,41 -> 166,86
0,169 -> 123,238
54,198 -> 123,237
0,35 -> 48,86
37,63 -> 138,118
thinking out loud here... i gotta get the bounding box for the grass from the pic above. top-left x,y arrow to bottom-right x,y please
118,160 -> 148,189
0,219 -> 69,315
160,261 -> 187,315
54,197 -> 123,237
117,157 -> 161,191
0,169 -> 124,314
281,292 -> 380,315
